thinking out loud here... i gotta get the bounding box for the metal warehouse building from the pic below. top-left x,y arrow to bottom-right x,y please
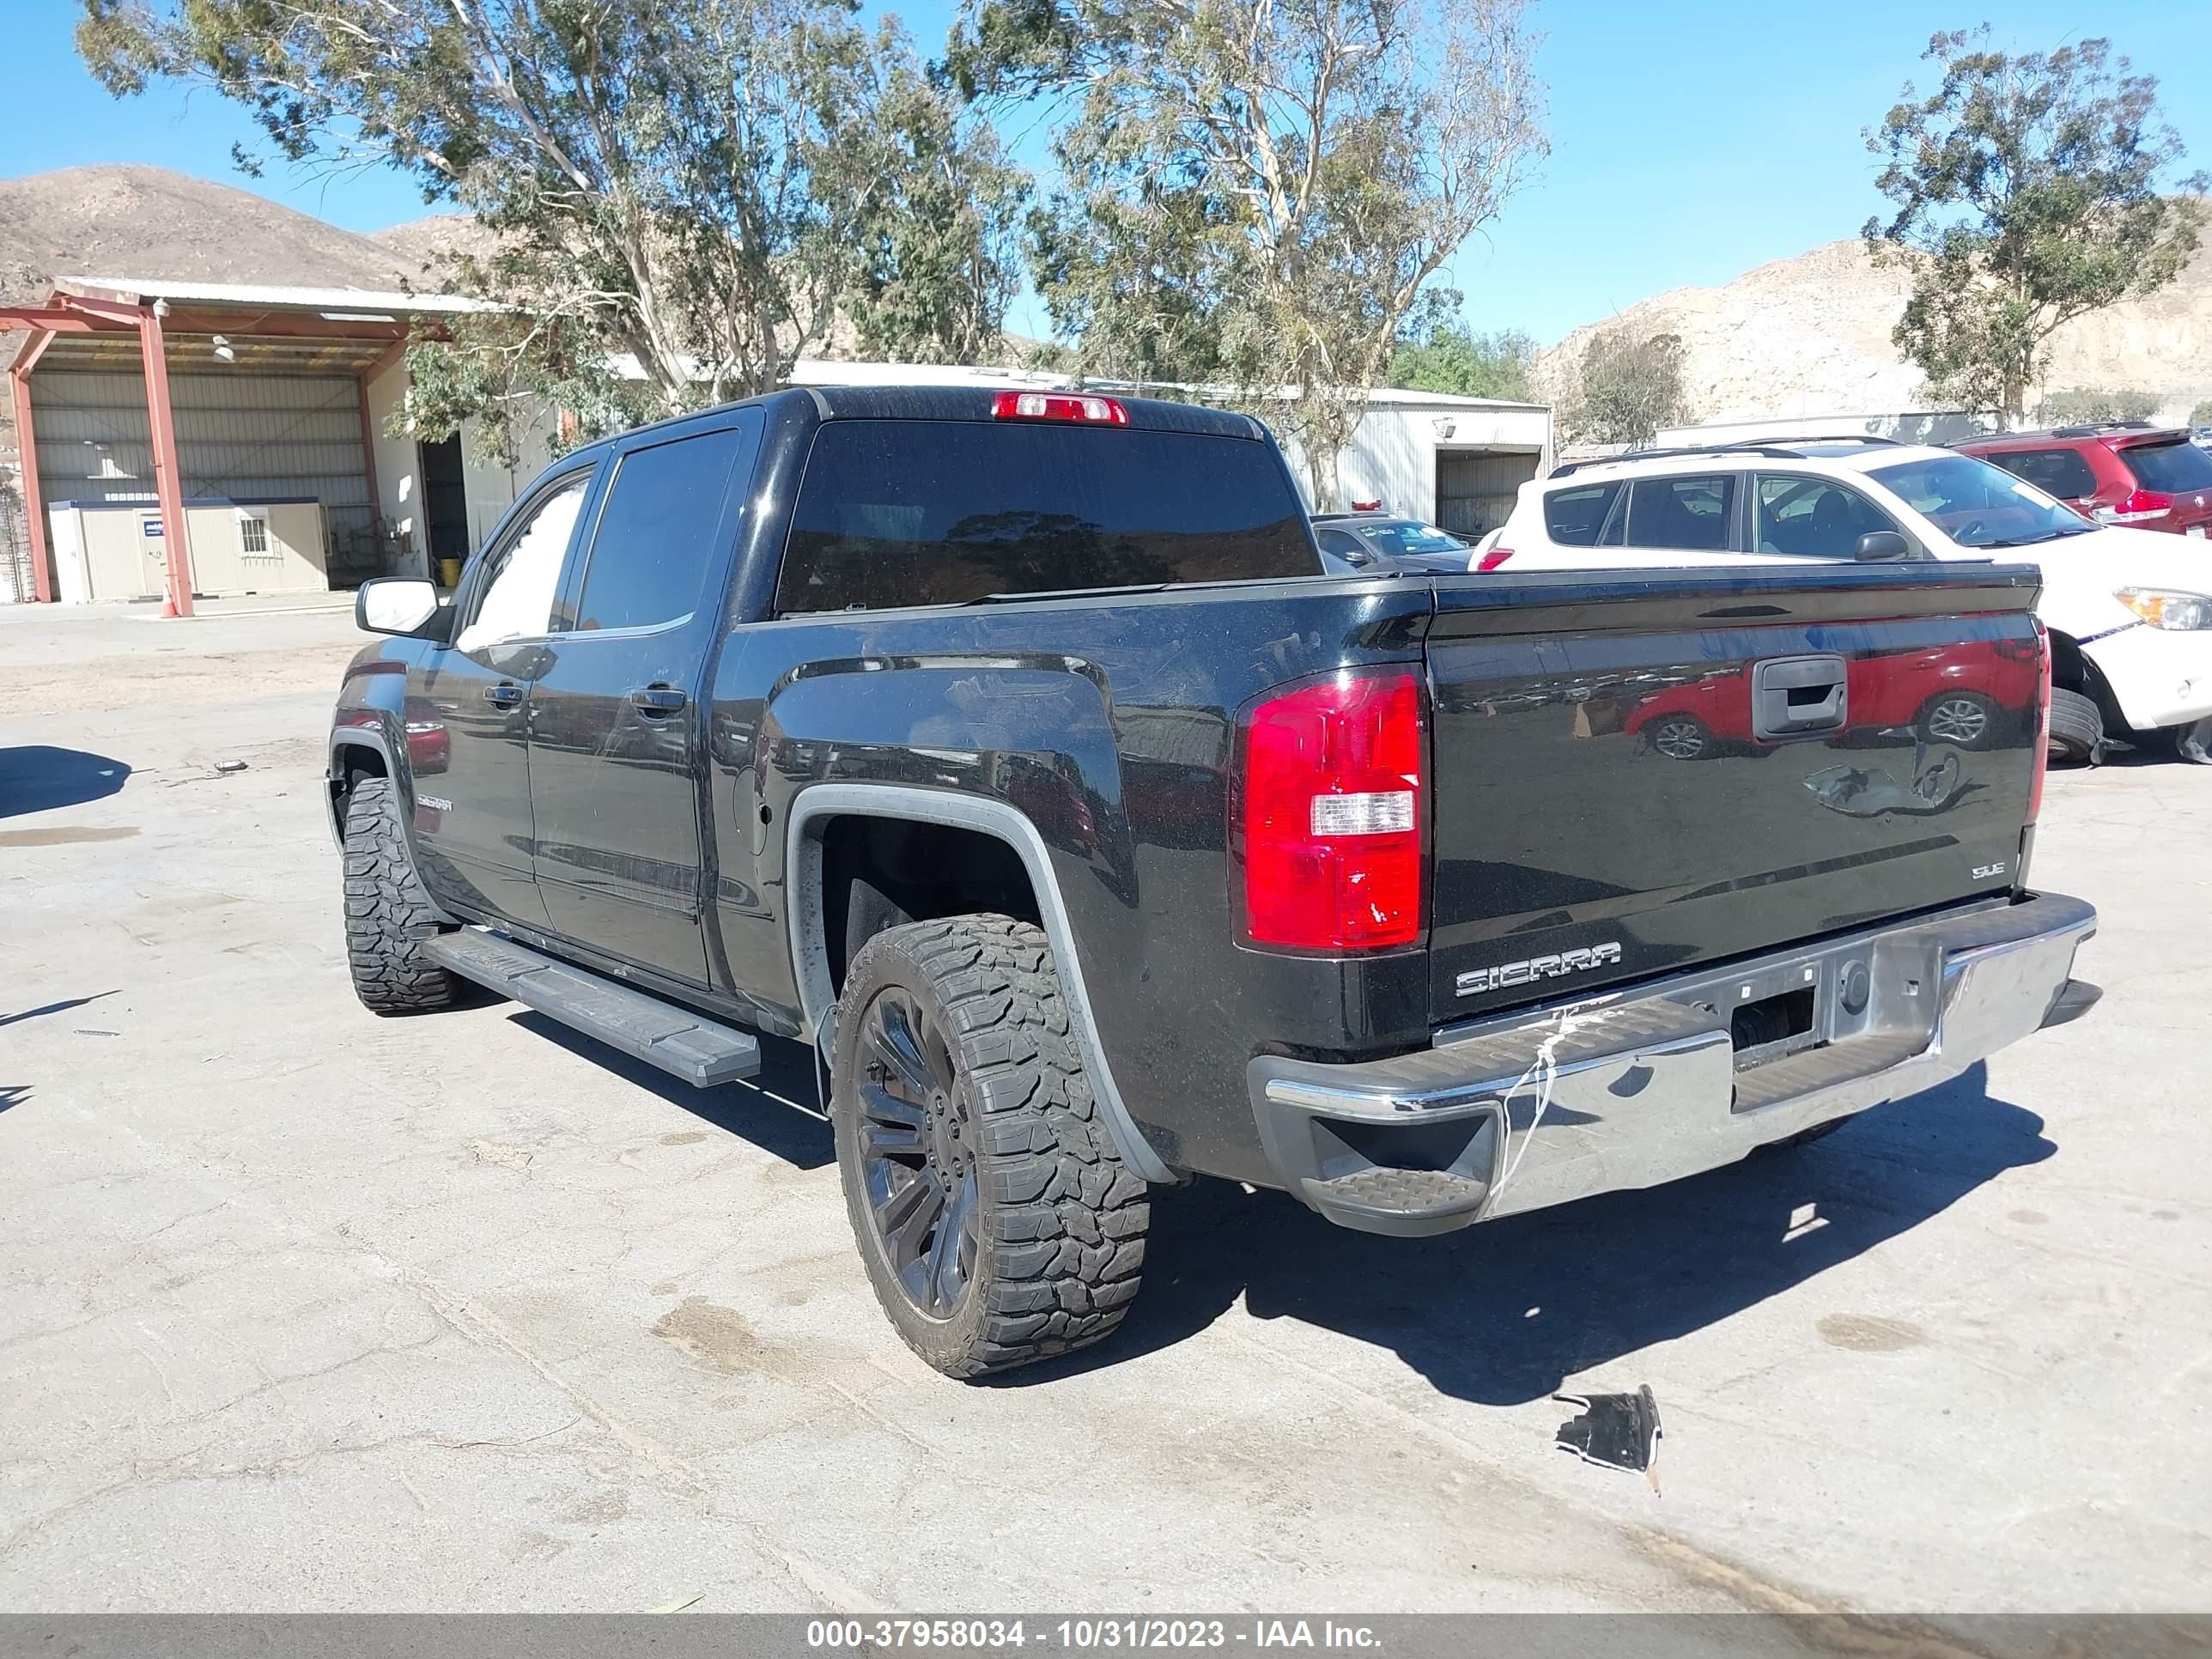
2,277 -> 555,615
3,285 -> 1551,613
1322,386 -> 1553,537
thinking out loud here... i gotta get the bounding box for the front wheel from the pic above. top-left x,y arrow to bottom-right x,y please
342,774 -> 459,1015
2046,687 -> 2104,767
830,915 -> 1150,1377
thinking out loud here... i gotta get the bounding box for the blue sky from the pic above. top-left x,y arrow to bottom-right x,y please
5,0 -> 2206,345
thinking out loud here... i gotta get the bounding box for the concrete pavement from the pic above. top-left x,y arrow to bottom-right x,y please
2,602 -> 2207,1613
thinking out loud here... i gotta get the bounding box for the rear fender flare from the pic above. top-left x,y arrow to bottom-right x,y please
784,782 -> 1175,1184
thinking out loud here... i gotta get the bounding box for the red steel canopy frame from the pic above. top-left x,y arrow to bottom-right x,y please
2,284 -> 429,616
2,293 -> 196,614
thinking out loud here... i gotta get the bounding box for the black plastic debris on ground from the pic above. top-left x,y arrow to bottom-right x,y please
1554,1384 -> 1662,1480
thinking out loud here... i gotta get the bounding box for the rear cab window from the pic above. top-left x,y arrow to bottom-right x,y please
775,420 -> 1319,613
2120,439 -> 2212,494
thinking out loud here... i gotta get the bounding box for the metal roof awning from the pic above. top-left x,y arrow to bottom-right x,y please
1,276 -> 487,611
33,331 -> 408,374
61,276 -> 489,317
6,277 -> 489,380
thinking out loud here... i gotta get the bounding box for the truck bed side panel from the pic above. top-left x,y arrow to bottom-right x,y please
704,580 -> 1437,1182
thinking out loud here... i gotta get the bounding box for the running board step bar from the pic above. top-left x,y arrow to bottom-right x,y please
425,929 -> 761,1086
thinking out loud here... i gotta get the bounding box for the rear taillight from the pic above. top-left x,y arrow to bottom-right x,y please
1231,668 -> 1425,952
1475,546 -> 1514,572
991,390 -> 1127,425
2027,620 -> 2052,826
2099,488 -> 2173,525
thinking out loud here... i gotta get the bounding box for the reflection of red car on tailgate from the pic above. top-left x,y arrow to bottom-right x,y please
1624,639 -> 2041,761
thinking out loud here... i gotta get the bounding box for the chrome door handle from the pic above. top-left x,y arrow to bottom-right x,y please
629,686 -> 688,715
483,683 -> 525,708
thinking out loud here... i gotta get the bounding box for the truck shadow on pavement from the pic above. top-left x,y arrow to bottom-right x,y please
0,745 -> 131,818
1034,1061 -> 2052,1406
514,1011 -> 836,1170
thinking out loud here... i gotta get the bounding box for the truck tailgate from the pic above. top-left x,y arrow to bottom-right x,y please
1424,564 -> 2045,1023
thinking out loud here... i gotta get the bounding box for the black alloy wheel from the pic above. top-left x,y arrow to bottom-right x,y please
853,984 -> 980,1319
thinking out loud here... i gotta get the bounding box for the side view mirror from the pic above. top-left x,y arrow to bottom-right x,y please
1854,530 -> 1911,562
356,577 -> 453,641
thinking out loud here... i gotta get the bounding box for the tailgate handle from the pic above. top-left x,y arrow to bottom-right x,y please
1752,654 -> 1847,739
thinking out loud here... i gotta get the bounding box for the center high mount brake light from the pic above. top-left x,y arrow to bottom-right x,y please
991,390 -> 1128,426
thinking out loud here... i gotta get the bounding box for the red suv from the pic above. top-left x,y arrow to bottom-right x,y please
1954,424 -> 2212,538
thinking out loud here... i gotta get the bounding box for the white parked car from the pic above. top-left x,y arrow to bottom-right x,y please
1479,436 -> 2212,762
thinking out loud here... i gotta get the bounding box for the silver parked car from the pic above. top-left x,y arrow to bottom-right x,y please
1310,513 -> 1478,574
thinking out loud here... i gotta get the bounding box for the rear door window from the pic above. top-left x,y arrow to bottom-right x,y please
2121,439 -> 2212,493
1992,447 -> 2099,499
1625,474 -> 1738,551
1753,475 -> 1904,557
1542,481 -> 1622,546
570,424 -> 752,633
776,420 -> 1317,613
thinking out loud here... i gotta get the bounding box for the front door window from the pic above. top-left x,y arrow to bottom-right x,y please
1754,476 -> 1904,557
455,476 -> 589,653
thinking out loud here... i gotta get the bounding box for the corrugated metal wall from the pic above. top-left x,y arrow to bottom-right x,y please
29,368 -> 374,579
1332,410 -> 1434,515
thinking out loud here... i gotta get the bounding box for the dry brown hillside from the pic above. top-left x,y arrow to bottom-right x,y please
370,213 -> 507,283
1533,235 -> 2212,427
0,163 -> 423,305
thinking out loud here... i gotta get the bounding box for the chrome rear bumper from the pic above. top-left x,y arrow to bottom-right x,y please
1247,893 -> 2097,1237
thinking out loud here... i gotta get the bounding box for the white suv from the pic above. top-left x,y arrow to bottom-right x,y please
1480,436 -> 2212,762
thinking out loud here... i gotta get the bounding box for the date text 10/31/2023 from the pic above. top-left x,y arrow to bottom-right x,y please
805,1620 -> 1384,1650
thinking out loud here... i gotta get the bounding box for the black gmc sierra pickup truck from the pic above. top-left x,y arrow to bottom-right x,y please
329,385 -> 2096,1377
